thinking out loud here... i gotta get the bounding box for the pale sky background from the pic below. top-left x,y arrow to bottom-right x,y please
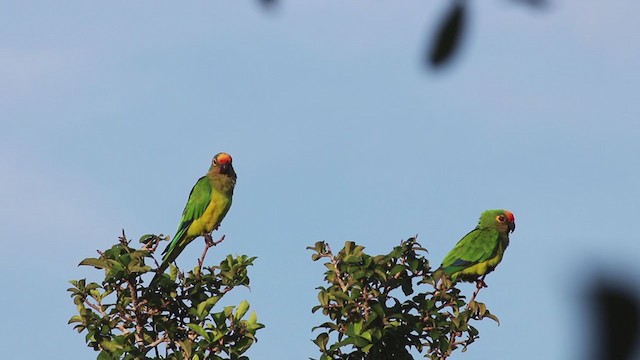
1,1 -> 640,359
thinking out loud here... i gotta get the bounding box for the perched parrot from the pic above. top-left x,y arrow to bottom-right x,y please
438,209 -> 515,283
151,152 -> 237,285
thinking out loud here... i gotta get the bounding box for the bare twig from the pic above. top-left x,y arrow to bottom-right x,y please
141,234 -> 163,252
324,243 -> 350,292
142,235 -> 164,268
360,287 -> 371,320
146,335 -> 168,348
439,275 -> 488,359
84,299 -> 130,335
84,299 -> 106,316
466,275 -> 487,307
119,229 -> 129,247
125,277 -> 145,346
442,319 -> 460,359
197,234 -> 226,273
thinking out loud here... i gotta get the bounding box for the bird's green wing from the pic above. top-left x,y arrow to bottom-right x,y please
440,228 -> 501,275
162,176 -> 212,260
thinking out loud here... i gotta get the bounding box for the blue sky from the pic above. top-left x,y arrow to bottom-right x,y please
1,1 -> 639,358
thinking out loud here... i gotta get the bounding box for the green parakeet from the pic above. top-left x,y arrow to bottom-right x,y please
438,209 -> 515,282
151,152 -> 237,285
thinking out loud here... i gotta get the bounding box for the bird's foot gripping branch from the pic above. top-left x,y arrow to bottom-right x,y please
308,237 -> 500,360
68,232 -> 264,360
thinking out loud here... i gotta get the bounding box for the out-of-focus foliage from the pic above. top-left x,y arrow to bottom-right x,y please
309,237 -> 499,360
589,279 -> 640,360
428,0 -> 467,68
68,233 -> 264,360
251,0 -> 546,69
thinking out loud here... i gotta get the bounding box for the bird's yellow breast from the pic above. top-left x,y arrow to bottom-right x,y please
461,253 -> 502,277
454,250 -> 504,281
186,191 -> 231,238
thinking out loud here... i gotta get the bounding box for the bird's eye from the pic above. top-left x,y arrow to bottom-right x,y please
496,215 -> 506,223
212,158 -> 218,165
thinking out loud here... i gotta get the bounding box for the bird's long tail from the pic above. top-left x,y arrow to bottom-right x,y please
149,231 -> 189,286
149,258 -> 173,286
432,267 -> 446,281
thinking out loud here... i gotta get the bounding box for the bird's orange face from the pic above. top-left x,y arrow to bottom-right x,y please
212,152 -> 233,174
216,153 -> 232,165
495,210 -> 516,233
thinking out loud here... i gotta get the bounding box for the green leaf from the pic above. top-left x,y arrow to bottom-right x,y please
351,335 -> 370,348
186,323 -> 210,341
99,339 -> 122,352
139,234 -> 156,244
343,254 -> 362,264
343,241 -> 355,255
234,300 -> 250,321
360,330 -> 373,342
306,241 -> 327,254
89,289 -> 102,300
127,264 -> 151,273
169,263 -> 178,281
477,302 -> 487,316
401,278 -> 413,296
247,311 -> 258,325
390,264 -> 406,276
196,296 -> 220,320
346,321 -> 362,337
313,332 -> 329,351
484,312 -> 501,325
68,315 -> 83,324
97,351 -> 113,360
78,258 -> 108,269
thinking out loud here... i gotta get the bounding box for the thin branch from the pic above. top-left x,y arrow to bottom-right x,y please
126,277 -> 145,346
197,234 -> 226,273
140,234 -> 165,269
443,321 -> 460,359
84,299 -> 107,316
146,335 -> 168,348
466,275 -> 487,307
325,243 -> 349,292
441,276 -> 488,359
360,287 -> 371,320
119,229 -> 129,247
84,298 -> 130,335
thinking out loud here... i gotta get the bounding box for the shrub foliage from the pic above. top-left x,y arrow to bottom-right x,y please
68,233 -> 263,360
308,237 -> 499,360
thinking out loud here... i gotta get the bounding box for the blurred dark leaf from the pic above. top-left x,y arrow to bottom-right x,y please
511,0 -> 549,8
428,0 -> 467,68
258,0 -> 277,8
591,280 -> 640,360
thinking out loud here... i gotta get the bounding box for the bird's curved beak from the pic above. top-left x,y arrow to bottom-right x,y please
219,163 -> 230,174
508,222 -> 516,233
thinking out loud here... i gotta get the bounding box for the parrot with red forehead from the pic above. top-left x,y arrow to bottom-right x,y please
151,152 -> 237,284
438,209 -> 516,282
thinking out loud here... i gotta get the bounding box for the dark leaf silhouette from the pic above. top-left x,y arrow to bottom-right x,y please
512,0 -> 549,8
428,0 -> 467,67
258,0 -> 277,8
590,280 -> 640,360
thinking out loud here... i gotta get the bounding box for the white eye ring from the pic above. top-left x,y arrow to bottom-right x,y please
496,215 -> 506,223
